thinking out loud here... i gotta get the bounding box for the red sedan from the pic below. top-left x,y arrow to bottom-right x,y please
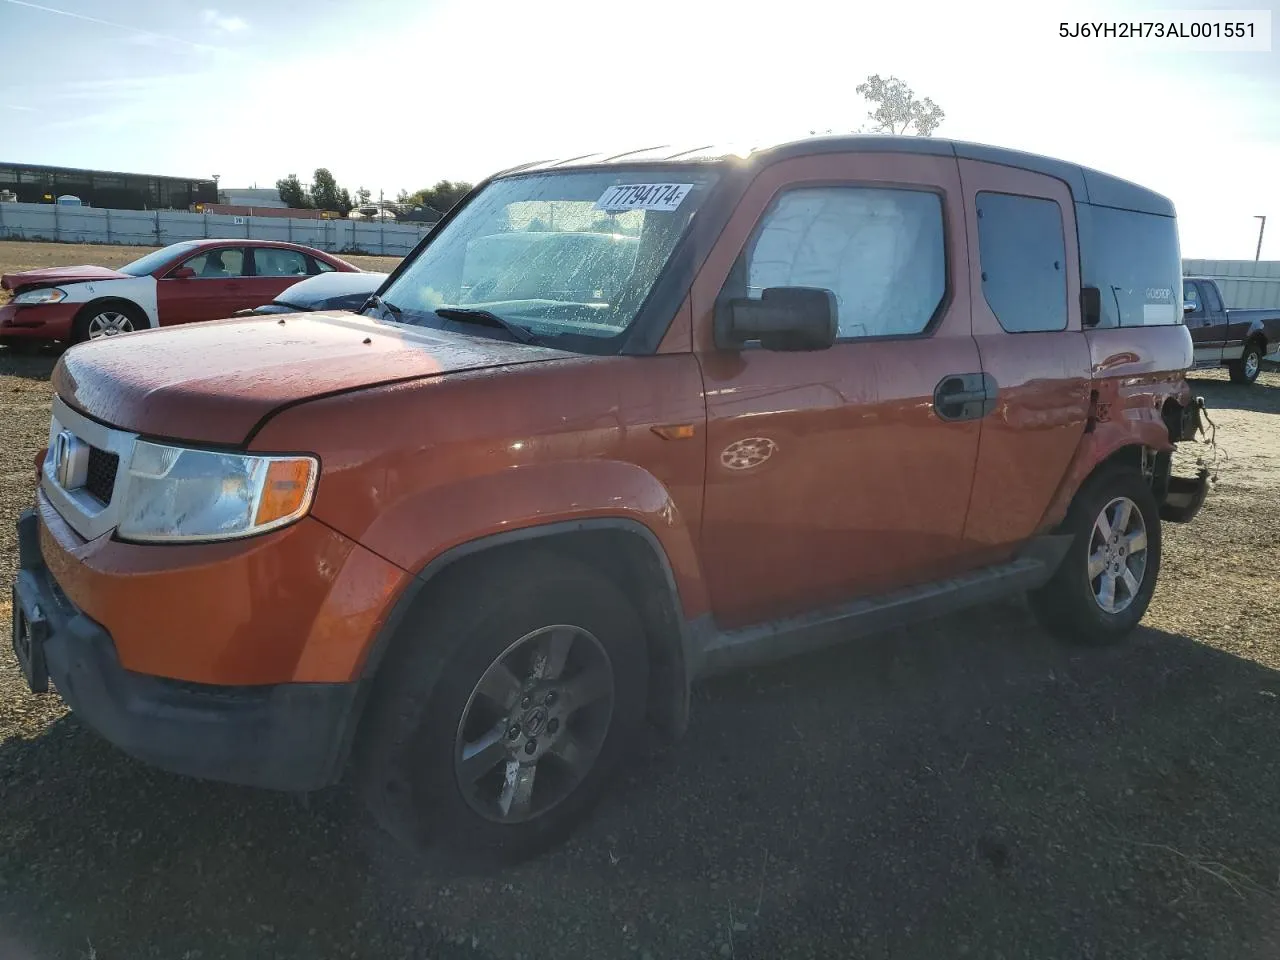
0,239 -> 361,346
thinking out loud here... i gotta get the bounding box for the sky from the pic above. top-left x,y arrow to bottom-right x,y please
1,0 -> 1278,258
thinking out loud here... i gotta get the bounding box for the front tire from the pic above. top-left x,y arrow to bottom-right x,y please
1030,466 -> 1161,646
1228,341 -> 1263,384
358,551 -> 648,864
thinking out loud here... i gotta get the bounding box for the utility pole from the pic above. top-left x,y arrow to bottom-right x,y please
1255,215 -> 1266,261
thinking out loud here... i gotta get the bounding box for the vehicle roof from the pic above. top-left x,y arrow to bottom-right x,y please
497,135 -> 1174,218
174,238 -> 346,254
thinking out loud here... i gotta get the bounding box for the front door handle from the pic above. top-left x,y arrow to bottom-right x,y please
934,373 -> 997,422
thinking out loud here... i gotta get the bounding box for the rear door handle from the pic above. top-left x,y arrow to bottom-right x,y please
934,373 -> 998,422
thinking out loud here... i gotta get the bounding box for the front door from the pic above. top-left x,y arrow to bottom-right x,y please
1187,280 -> 1224,366
694,151 -> 984,629
156,246 -> 249,324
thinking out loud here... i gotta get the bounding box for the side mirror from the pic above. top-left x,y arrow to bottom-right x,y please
170,266 -> 196,280
716,286 -> 837,352
1184,300 -> 1196,313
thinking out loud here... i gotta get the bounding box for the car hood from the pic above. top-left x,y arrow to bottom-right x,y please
53,311 -> 576,445
1,264 -> 132,291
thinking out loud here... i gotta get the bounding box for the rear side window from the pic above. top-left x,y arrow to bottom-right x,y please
312,256 -> 336,274
741,186 -> 946,339
1203,281 -> 1223,312
975,192 -> 1068,333
254,248 -> 310,277
1077,204 -> 1182,327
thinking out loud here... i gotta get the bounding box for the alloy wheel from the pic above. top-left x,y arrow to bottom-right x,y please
1088,496 -> 1149,614
453,624 -> 615,824
87,311 -> 136,339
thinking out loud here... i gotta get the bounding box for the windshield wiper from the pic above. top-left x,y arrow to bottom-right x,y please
362,294 -> 402,320
433,307 -> 541,345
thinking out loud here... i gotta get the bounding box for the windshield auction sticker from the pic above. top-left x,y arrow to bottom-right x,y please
595,183 -> 694,212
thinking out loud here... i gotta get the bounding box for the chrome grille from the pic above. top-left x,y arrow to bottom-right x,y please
42,395 -> 139,542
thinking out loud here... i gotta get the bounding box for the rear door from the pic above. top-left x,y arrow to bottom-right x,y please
956,160 -> 1093,563
155,246 -> 249,324
694,150 -> 985,629
244,247 -> 313,312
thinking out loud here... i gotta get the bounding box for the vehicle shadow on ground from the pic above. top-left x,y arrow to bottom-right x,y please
1187,372 -> 1280,416
0,350 -> 58,382
2,601 -> 1279,960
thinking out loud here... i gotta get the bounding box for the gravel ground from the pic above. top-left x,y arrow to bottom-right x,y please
1,261 -> 1279,957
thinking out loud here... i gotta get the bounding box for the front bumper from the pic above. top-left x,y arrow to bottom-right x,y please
13,508 -> 361,791
0,301 -> 79,340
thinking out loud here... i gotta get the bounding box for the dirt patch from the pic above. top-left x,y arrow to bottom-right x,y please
1,330 -> 1278,959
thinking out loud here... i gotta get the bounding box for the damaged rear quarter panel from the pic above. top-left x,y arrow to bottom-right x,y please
1037,324 -> 1194,531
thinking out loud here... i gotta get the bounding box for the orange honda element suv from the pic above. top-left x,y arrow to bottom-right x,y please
13,137 -> 1210,861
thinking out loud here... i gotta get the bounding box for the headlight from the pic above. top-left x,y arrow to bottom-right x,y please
13,287 -> 67,305
116,441 -> 318,543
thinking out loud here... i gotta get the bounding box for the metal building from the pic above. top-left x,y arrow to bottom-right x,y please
1183,259 -> 1280,309
0,162 -> 216,211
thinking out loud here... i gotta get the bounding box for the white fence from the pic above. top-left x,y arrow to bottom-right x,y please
0,201 -> 434,257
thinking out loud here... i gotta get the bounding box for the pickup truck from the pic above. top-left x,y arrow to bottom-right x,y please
1183,276 -> 1280,383
13,135 -> 1209,863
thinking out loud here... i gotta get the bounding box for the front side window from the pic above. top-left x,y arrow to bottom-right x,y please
181,248 -> 247,278
976,191 -> 1068,333
253,248 -> 309,277
374,168 -> 719,349
735,186 -> 946,339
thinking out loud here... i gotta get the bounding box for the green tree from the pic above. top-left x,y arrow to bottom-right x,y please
402,179 -> 474,215
354,186 -> 372,207
310,168 -> 351,214
275,173 -> 313,209
854,74 -> 944,136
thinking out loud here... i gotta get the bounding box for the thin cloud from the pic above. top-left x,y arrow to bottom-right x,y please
1,0 -> 217,51
4,104 -> 36,111
200,9 -> 248,33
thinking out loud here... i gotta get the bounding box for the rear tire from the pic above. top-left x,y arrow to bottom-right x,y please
71,301 -> 146,344
1228,340 -> 1263,384
1029,466 -> 1161,646
357,550 -> 649,865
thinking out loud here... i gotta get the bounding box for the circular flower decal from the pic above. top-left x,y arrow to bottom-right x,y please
720,437 -> 778,471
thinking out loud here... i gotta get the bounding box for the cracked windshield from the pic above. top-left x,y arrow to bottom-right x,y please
373,171 -> 717,344
1,0 -> 1278,959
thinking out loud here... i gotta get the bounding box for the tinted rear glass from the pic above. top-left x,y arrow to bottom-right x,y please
1077,203 -> 1182,328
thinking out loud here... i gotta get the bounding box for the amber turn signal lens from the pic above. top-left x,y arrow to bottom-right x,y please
254,458 -> 317,527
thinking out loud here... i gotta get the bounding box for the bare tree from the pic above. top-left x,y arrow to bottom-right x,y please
854,74 -> 945,136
